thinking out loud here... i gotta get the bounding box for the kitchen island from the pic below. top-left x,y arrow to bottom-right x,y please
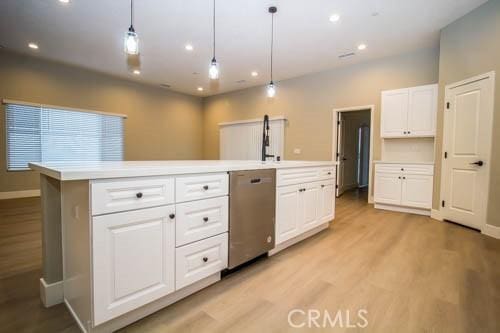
30,160 -> 336,332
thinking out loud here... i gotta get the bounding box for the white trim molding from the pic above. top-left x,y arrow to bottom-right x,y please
482,224 -> 500,239
332,105 -> 375,204
430,209 -> 443,221
40,278 -> 63,307
0,189 -> 40,200
218,115 -> 286,127
375,203 -> 431,216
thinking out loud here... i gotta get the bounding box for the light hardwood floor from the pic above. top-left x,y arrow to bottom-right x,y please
1,190 -> 499,332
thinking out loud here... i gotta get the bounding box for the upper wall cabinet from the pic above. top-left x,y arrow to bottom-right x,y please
381,84 -> 437,138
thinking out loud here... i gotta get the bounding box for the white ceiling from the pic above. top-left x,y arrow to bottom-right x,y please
0,0 -> 487,96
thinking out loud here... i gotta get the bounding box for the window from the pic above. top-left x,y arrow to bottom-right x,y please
5,102 -> 124,170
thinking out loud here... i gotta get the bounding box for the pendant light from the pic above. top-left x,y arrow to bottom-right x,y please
124,0 -> 139,55
267,6 -> 277,97
208,0 -> 219,79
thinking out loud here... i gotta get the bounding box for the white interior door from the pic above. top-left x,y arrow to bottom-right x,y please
441,73 -> 495,230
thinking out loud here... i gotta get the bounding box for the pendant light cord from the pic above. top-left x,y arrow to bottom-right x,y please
130,0 -> 134,29
270,11 -> 274,82
213,0 -> 216,59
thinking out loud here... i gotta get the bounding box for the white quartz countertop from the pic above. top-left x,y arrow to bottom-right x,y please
373,160 -> 435,165
29,160 -> 337,181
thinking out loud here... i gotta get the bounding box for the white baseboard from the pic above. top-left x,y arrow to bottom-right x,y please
0,189 -> 40,200
374,203 -> 430,216
269,222 -> 329,256
40,278 -> 63,307
430,209 -> 443,221
482,224 -> 500,239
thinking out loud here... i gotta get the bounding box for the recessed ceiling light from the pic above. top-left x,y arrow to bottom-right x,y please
197,87 -> 204,91
185,44 -> 194,51
358,44 -> 367,50
59,0 -> 70,4
251,71 -> 258,77
133,69 -> 141,75
329,14 -> 340,22
28,42 -> 39,50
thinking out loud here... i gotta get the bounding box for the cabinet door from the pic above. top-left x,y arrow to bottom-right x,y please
381,88 -> 409,138
276,185 -> 300,244
401,174 -> 433,209
299,182 -> 320,232
92,206 -> 175,325
374,172 -> 402,205
319,182 -> 335,223
407,84 -> 437,137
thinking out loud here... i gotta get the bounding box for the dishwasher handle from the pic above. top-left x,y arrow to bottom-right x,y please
250,178 -> 261,184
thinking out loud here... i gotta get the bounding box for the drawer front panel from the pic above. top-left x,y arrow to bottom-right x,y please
375,163 -> 433,175
175,233 -> 228,290
277,167 -> 320,187
318,167 -> 336,180
176,173 -> 228,203
176,196 -> 228,246
92,177 -> 174,215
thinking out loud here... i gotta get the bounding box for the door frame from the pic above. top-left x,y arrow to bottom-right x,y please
332,105 -> 375,203
439,71 -> 495,232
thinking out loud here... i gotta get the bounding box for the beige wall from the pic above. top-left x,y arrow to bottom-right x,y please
203,47 -> 440,199
0,50 -> 203,193
203,47 -> 439,162
435,0 -> 500,226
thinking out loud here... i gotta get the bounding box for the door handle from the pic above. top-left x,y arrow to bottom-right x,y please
342,158 -> 347,161
470,160 -> 484,166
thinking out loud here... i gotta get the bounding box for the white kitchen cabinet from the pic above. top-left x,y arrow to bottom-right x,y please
175,196 -> 228,247
300,182 -> 321,233
276,185 -> 301,243
92,206 -> 176,325
381,84 -> 437,138
318,181 -> 335,223
407,85 -> 437,137
175,233 -> 228,290
374,172 -> 402,205
374,163 -> 433,215
276,178 -> 335,244
401,174 -> 433,209
381,88 -> 409,138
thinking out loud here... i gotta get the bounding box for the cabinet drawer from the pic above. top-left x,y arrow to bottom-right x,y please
176,197 -> 228,246
175,173 -> 228,203
91,176 -> 174,215
318,167 -> 335,180
277,167 -> 320,187
175,233 -> 228,290
375,163 -> 433,175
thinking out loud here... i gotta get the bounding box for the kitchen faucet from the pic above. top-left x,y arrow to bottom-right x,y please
261,114 -> 274,162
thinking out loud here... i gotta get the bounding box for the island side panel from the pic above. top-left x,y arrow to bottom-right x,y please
61,180 -> 92,331
40,174 -> 63,306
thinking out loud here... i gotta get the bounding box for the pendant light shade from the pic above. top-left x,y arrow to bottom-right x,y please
267,81 -> 276,98
209,57 -> 219,80
267,6 -> 277,97
209,0 -> 219,79
124,0 -> 139,55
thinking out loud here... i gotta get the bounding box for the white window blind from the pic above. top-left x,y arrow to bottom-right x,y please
5,102 -> 124,170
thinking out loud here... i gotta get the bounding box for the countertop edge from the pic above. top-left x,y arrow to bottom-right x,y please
29,161 -> 337,181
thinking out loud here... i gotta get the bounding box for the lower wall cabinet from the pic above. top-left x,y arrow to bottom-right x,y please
92,206 -> 176,325
276,179 -> 335,244
374,163 -> 433,214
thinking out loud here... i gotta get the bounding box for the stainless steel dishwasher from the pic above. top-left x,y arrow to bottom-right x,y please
228,169 -> 276,269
